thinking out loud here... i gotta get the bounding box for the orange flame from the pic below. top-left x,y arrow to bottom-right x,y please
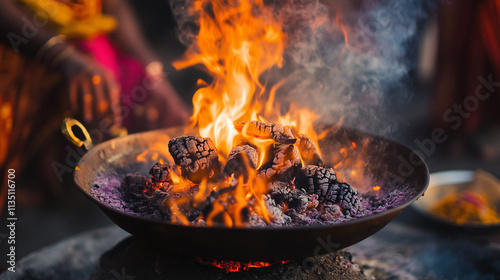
169,202 -> 190,225
173,0 -> 286,157
166,0 -> 353,227
170,169 -> 197,193
171,0 -> 323,227
204,170 -> 272,227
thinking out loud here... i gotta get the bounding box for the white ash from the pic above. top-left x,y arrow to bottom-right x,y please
249,194 -> 292,227
320,204 -> 343,221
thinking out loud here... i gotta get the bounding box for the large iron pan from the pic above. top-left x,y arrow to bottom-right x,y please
63,118 -> 429,261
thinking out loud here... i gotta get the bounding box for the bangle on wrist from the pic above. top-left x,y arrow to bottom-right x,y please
49,46 -> 74,69
35,34 -> 66,62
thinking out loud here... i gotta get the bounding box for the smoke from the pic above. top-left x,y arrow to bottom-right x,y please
170,0 -> 435,136
275,0 -> 435,136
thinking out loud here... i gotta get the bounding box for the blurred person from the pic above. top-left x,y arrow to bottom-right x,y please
432,0 -> 500,159
0,0 -> 190,210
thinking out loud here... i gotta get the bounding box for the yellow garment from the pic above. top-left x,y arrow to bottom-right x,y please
18,0 -> 116,38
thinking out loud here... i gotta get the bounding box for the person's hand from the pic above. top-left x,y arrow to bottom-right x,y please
57,49 -> 122,128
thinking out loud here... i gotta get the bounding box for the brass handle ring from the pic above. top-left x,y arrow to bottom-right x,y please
61,118 -> 94,151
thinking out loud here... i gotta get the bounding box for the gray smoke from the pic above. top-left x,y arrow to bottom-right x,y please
170,0 -> 435,136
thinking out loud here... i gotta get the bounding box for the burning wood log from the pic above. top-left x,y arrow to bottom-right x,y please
199,187 -> 251,226
257,144 -> 302,181
296,165 -> 361,215
234,121 -> 296,144
296,134 -> 323,166
168,136 -> 221,183
337,182 -> 362,215
149,162 -> 173,183
149,162 -> 178,192
295,165 -> 337,195
222,144 -> 258,181
268,181 -> 316,212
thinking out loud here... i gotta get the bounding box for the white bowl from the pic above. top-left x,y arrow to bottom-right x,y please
412,170 -> 500,227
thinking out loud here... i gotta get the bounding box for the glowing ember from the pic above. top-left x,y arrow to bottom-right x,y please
196,258 -> 290,273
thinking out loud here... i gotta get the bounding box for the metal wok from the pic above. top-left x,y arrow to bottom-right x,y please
63,119 -> 429,261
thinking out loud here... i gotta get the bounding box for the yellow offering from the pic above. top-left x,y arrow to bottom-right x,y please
432,191 -> 500,225
431,170 -> 500,225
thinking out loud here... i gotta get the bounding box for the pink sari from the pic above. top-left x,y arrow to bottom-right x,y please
75,34 -> 146,129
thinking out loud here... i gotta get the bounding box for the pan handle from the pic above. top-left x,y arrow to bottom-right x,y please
61,118 -> 94,151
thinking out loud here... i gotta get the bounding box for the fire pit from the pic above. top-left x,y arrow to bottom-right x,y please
65,120 -> 428,261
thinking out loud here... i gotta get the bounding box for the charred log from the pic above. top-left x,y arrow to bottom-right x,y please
257,144 -> 302,181
296,134 -> 323,166
268,181 -> 315,212
149,162 -> 173,183
200,189 -> 251,226
198,177 -> 241,217
337,182 -> 362,215
296,165 -> 361,215
234,121 -> 296,144
222,144 -> 258,182
168,136 -> 221,183
295,165 -> 337,195
149,162 -> 179,192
